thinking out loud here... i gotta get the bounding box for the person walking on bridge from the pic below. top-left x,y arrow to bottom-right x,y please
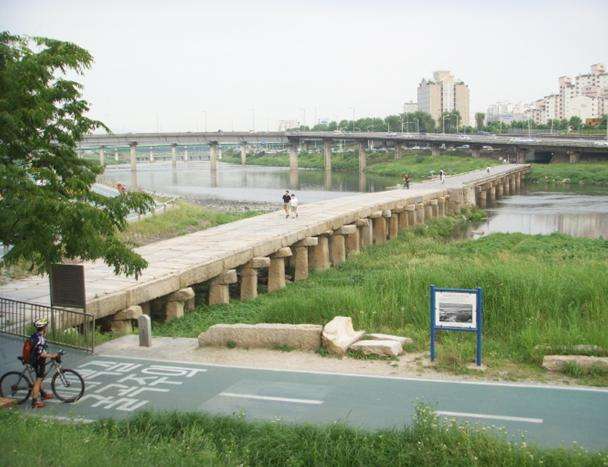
439,169 -> 446,184
289,193 -> 299,218
282,190 -> 291,218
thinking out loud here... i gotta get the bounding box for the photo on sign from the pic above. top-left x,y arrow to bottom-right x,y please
434,291 -> 477,329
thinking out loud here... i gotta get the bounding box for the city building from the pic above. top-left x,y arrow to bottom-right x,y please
403,101 -> 418,114
486,102 -> 529,124
525,64 -> 608,125
417,70 -> 470,127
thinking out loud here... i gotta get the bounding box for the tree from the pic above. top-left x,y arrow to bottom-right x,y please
0,32 -> 154,278
474,113 -> 485,130
568,116 -> 582,131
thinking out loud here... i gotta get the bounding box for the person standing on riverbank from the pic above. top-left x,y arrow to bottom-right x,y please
289,193 -> 299,218
282,190 -> 291,218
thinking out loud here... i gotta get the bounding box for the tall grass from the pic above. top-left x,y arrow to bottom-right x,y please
1,408 -> 604,466
527,162 -> 608,186
156,214 -> 608,376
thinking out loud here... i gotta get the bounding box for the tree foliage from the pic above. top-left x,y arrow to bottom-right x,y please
0,32 -> 154,278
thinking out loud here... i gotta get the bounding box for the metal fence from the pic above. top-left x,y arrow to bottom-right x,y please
0,297 -> 95,352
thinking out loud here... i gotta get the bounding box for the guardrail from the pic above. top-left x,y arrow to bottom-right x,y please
0,297 -> 95,352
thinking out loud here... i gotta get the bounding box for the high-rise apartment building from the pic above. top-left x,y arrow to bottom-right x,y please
486,102 -> 529,124
525,64 -> 608,124
417,70 -> 470,126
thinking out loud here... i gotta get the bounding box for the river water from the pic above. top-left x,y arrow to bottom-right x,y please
101,161 -> 608,239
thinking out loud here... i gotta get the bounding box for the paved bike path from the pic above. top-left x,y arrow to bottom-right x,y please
1,336 -> 607,451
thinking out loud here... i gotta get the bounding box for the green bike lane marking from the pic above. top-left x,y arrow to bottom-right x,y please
5,351 -> 606,451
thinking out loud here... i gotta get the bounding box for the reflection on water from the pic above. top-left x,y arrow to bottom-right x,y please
479,188 -> 608,239
100,161 -> 608,239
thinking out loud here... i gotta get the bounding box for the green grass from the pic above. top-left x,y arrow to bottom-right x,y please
155,212 -> 608,383
119,201 -> 260,247
223,150 -> 500,181
528,162 -> 608,187
1,408 -> 605,466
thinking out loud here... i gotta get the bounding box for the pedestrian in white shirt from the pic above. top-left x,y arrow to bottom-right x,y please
289,193 -> 299,218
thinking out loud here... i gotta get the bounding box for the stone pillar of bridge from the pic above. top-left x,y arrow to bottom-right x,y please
268,247 -> 292,292
439,197 -> 447,217
240,257 -> 270,301
502,177 -> 510,196
425,201 -> 434,219
294,237 -> 317,281
496,180 -> 504,198
209,142 -> 219,171
357,218 -> 372,249
329,231 -> 346,267
471,147 -> 481,158
114,149 -> 119,162
477,188 -> 487,208
240,143 -> 248,165
359,141 -> 367,174
394,144 -> 402,160
397,207 -> 407,229
489,185 -> 496,204
516,172 -> 522,190
430,145 -> 440,157
99,146 -> 105,166
209,270 -> 237,305
568,151 -> 580,164
416,203 -> 425,224
129,142 -> 137,172
288,141 -> 299,172
324,139 -> 332,173
370,211 -> 386,245
171,144 -> 177,169
184,147 -> 189,161
388,211 -> 400,240
310,232 -> 331,272
338,225 -> 359,257
430,199 -> 439,218
510,175 -> 517,193
405,205 -> 416,226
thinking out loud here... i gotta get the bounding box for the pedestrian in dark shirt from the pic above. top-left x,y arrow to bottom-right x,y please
29,318 -> 58,408
282,191 -> 291,218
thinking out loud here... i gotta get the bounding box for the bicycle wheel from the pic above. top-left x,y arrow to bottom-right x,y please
0,371 -> 32,404
51,368 -> 85,402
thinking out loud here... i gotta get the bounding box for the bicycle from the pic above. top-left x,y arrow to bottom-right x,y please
0,349 -> 85,404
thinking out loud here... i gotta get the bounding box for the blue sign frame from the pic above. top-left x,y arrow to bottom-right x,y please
430,285 -> 484,366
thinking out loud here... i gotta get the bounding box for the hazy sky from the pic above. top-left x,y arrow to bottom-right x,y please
5,0 -> 608,132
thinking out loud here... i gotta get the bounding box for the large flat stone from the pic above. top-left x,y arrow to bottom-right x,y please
198,323 -> 323,351
542,355 -> 608,371
322,316 -> 365,356
350,339 -> 403,357
365,333 -> 413,346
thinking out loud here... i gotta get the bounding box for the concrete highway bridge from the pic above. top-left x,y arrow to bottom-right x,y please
79,131 -> 608,170
0,164 -> 528,333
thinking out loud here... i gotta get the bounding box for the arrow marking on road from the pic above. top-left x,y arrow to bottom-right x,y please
219,392 -> 324,405
436,411 -> 543,424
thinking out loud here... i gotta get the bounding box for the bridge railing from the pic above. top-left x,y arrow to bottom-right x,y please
0,297 -> 95,353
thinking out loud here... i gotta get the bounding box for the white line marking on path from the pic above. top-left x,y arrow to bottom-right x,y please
436,411 -> 543,424
40,415 -> 95,424
97,354 -> 608,394
219,392 -> 324,405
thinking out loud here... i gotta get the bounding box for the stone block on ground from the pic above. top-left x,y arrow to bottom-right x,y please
350,339 -> 403,357
167,287 -> 195,302
542,355 -> 608,371
113,305 -> 143,320
110,319 -> 133,334
165,301 -> 184,322
365,333 -> 413,346
249,256 -> 271,269
138,314 -> 152,347
322,316 -> 365,356
198,323 -> 323,351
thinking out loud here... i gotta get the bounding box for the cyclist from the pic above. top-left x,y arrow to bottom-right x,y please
29,318 -> 58,408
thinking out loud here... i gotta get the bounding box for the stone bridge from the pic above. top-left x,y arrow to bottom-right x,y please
0,165 -> 528,332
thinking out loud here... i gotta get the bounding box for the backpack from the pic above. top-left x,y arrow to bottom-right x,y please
22,339 -> 33,364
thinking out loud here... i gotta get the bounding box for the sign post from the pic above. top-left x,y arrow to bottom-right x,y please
430,285 -> 484,366
49,264 -> 86,310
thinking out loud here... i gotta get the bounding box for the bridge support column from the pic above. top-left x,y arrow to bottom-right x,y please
149,149 -> 154,162
397,208 -> 407,229
294,237 -> 317,281
339,225 -> 360,257
209,270 -> 237,305
388,211 -> 399,239
489,185 -> 496,204
430,145 -> 440,157
171,144 -> 177,169
324,139 -> 332,172
394,144 -> 402,160
129,142 -> 137,172
358,142 -> 367,174
289,141 -> 299,173
114,149 -> 119,162
268,247 -> 292,293
240,257 -> 270,300
516,172 -> 522,190
568,151 -> 580,164
477,188 -> 487,208
503,177 -> 510,196
406,205 -> 416,226
310,233 -> 331,271
357,218 -> 372,249
515,147 -> 530,164
209,142 -> 219,171
329,232 -> 346,267
496,181 -> 503,198
425,202 -> 434,219
416,203 -> 425,224
471,147 -> 481,158
430,199 -> 438,218
184,147 -> 189,161
99,146 -> 105,166
509,175 -> 516,193
370,211 -> 387,245
240,143 -> 248,165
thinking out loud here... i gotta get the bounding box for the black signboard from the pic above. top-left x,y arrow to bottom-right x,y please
50,264 -> 86,309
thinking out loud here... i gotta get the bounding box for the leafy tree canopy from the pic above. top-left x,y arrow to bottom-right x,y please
0,32 -> 154,278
